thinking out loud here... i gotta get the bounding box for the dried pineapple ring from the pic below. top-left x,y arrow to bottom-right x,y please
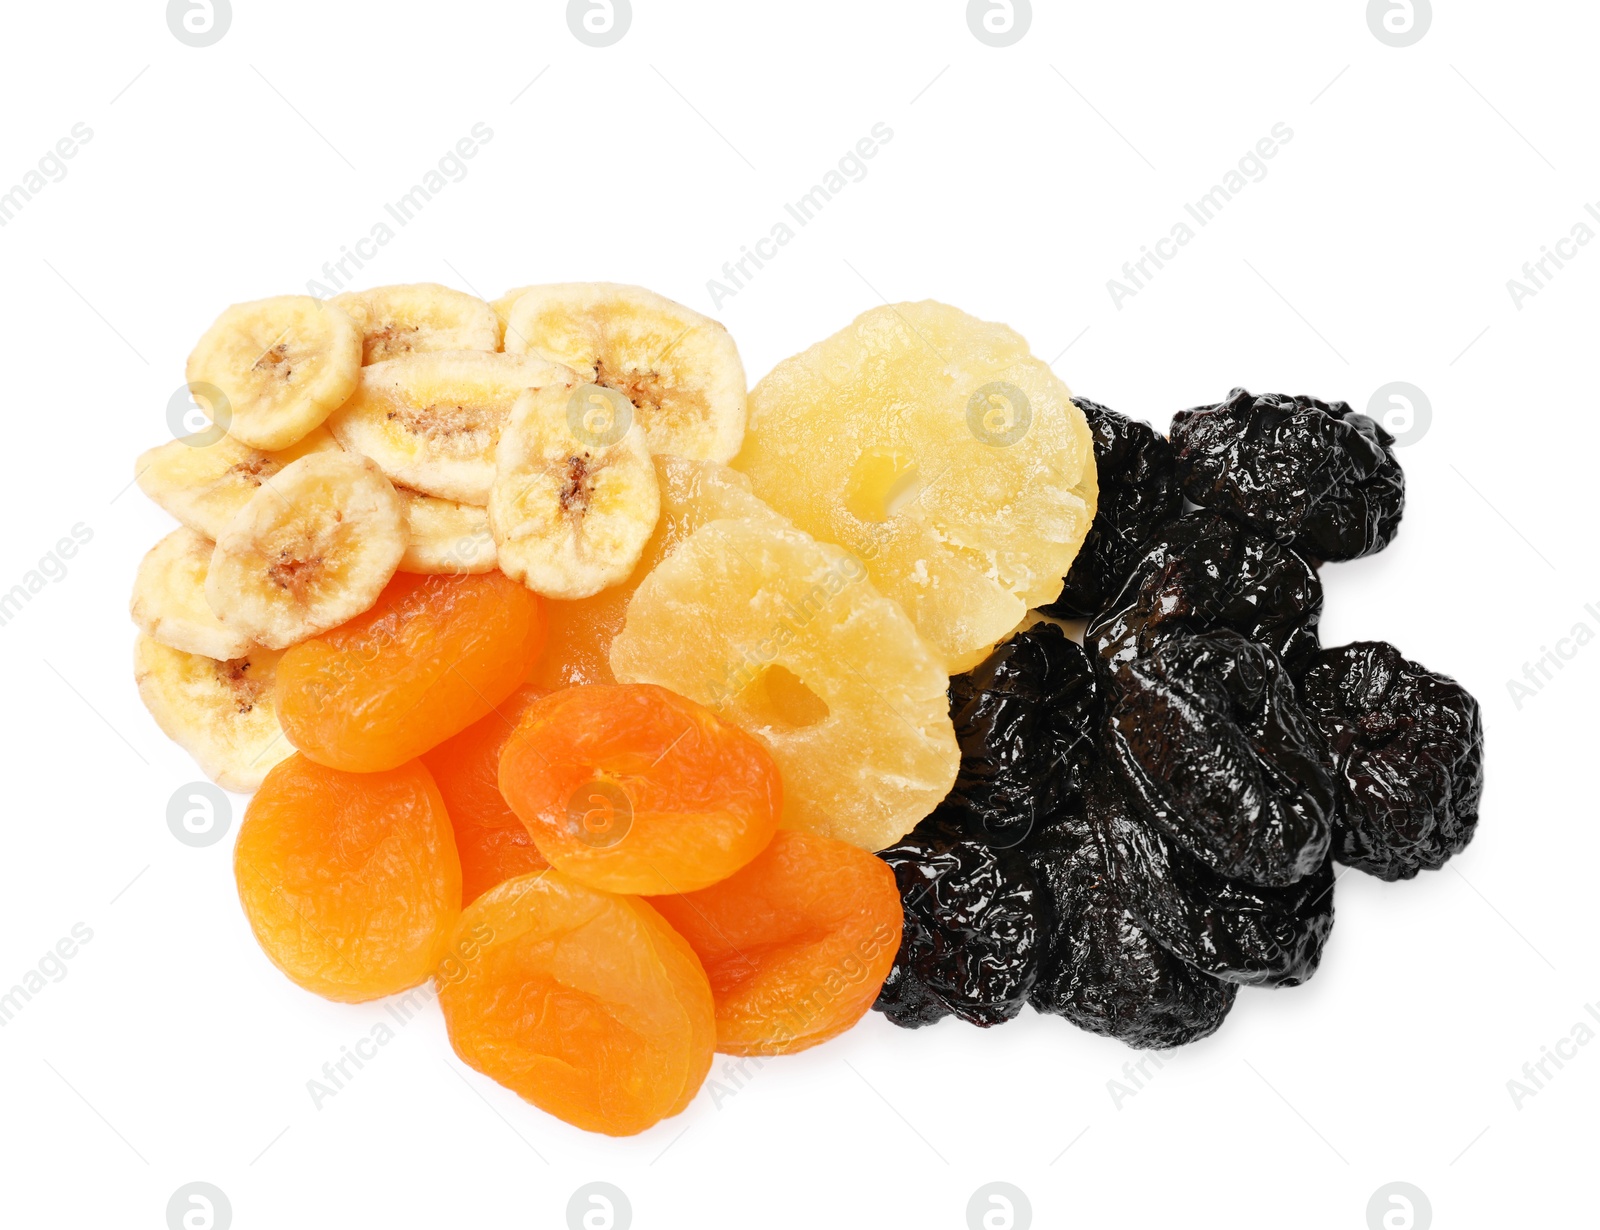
610,515 -> 958,851
735,301 -> 1098,672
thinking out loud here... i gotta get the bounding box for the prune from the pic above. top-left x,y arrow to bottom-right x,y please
1040,399 -> 1181,619
1025,775 -> 1237,1049
1087,511 -> 1323,680
1299,641 -> 1484,880
943,622 -> 1100,847
874,814 -> 1045,1028
1106,629 -> 1334,887
1099,800 -> 1336,987
1170,388 -> 1404,562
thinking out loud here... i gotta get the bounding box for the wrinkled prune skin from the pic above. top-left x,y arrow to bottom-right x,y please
1107,629 -> 1334,887
874,814 -> 1045,1028
1170,388 -> 1405,563
943,622 -> 1100,847
1299,641 -> 1484,880
1024,777 -> 1237,1050
1041,399 -> 1182,619
1087,511 -> 1323,680
1099,799 -> 1336,987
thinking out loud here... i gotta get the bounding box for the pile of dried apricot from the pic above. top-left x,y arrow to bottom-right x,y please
133,282 -> 1018,1136
134,278 -> 1479,1135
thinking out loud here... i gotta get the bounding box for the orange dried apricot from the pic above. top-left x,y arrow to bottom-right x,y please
650,829 -> 902,1055
234,754 -> 461,1002
276,571 -> 545,772
498,684 -> 780,895
422,684 -> 549,905
437,871 -> 714,1137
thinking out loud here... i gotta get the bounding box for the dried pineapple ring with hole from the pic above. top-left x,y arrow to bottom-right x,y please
610,515 -> 958,851
735,301 -> 1098,672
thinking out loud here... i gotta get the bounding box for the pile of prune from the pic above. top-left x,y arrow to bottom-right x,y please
876,391 -> 1485,1049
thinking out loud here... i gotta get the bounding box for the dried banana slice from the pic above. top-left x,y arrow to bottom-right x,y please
325,350 -> 577,504
205,452 -> 406,649
488,382 -> 660,600
134,426 -> 341,540
398,488 -> 498,575
501,283 -> 746,462
134,635 -> 291,792
492,285 -> 536,342
186,296 -> 362,450
331,283 -> 500,364
131,527 -> 256,659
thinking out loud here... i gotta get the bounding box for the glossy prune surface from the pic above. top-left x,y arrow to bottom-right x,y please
874,813 -> 1045,1028
942,622 -> 1099,847
1299,641 -> 1484,880
1041,398 -> 1181,619
1106,629 -> 1334,887
1170,388 -> 1404,562
1099,801 -> 1336,987
1025,773 -> 1237,1049
1087,511 -> 1323,680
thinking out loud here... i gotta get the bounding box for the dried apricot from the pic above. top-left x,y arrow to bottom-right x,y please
422,685 -> 549,905
649,830 -> 902,1055
499,684 -> 781,895
276,571 -> 545,772
234,754 -> 461,1002
437,871 -> 714,1137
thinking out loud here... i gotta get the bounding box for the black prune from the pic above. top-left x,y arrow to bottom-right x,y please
874,813 -> 1045,1028
1041,398 -> 1182,619
1106,628 -> 1334,887
1099,799 -> 1336,987
1025,776 -> 1237,1049
1087,510 -> 1324,680
943,622 -> 1100,847
1170,388 -> 1405,562
1299,641 -> 1484,880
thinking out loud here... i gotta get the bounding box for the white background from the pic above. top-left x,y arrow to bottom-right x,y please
0,2 -> 1594,1228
